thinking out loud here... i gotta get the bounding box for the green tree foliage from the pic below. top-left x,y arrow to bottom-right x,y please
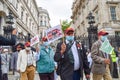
61,20 -> 71,32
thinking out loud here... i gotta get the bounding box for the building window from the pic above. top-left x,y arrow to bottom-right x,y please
29,19 -> 31,28
16,0 -> 18,10
110,6 -> 117,20
40,21 -> 42,26
115,31 -> 120,36
44,16 -> 46,20
95,10 -> 99,23
26,14 -> 28,25
44,21 -> 46,26
21,8 -> 24,21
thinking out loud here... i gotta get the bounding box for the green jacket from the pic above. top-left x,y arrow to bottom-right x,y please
36,46 -> 55,73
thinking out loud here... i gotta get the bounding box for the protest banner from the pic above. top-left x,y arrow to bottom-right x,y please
30,35 -> 39,46
45,25 -> 63,43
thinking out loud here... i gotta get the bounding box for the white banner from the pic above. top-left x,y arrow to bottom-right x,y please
30,35 -> 39,46
45,25 -> 63,43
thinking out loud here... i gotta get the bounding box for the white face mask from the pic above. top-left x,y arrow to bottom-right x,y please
25,47 -> 31,51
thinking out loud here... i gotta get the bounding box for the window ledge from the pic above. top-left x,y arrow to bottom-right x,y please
106,1 -> 120,4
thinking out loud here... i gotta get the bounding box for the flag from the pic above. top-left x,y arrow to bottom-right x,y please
100,40 -> 113,54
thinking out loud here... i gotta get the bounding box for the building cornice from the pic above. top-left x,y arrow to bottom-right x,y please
3,0 -> 19,18
106,1 -> 120,4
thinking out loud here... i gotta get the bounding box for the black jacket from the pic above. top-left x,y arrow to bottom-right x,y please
54,41 -> 90,80
0,55 -> 2,80
0,35 -> 16,46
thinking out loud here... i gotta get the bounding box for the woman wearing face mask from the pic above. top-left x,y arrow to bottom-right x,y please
36,37 -> 55,80
1,49 -> 10,80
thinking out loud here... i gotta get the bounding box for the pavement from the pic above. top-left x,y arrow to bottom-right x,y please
8,73 -> 39,80
8,72 -> 120,80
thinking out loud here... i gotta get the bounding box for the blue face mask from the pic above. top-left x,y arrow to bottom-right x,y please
101,36 -> 108,42
43,42 -> 49,47
66,36 -> 74,41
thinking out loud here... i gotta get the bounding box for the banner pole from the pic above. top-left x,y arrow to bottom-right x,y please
60,20 -> 64,43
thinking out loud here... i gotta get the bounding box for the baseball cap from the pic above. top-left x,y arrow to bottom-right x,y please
98,29 -> 108,36
25,42 -> 30,47
42,37 -> 48,41
65,27 -> 74,34
3,49 -> 8,52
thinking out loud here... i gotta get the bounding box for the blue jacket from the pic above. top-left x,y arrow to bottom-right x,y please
36,46 -> 55,73
0,35 -> 16,45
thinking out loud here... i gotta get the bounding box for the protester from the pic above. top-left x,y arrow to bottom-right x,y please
36,37 -> 55,80
54,27 -> 90,80
91,29 -> 112,80
11,43 -> 24,80
0,29 -> 17,80
17,42 -> 36,80
1,49 -> 10,80
111,48 -> 119,78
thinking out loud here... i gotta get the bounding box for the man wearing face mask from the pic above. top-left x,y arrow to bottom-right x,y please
91,29 -> 112,80
11,43 -> 24,80
1,49 -> 10,80
36,37 -> 55,80
17,42 -> 36,80
54,27 -> 90,80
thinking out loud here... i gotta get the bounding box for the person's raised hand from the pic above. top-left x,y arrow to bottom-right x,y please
12,29 -> 17,35
60,43 -> 66,54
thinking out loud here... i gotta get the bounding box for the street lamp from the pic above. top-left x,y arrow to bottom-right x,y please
4,12 -> 14,39
87,12 -> 98,50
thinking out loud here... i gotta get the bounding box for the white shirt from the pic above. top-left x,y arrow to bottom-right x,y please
66,40 -> 80,70
27,52 -> 33,66
87,53 -> 92,68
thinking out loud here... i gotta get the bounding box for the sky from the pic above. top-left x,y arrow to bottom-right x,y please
36,0 -> 74,27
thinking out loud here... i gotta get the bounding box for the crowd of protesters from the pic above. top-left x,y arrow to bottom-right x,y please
0,27 -> 120,80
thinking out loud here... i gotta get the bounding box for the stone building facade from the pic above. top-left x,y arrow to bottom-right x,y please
71,0 -> 120,37
0,0 -> 50,43
38,7 -> 51,39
